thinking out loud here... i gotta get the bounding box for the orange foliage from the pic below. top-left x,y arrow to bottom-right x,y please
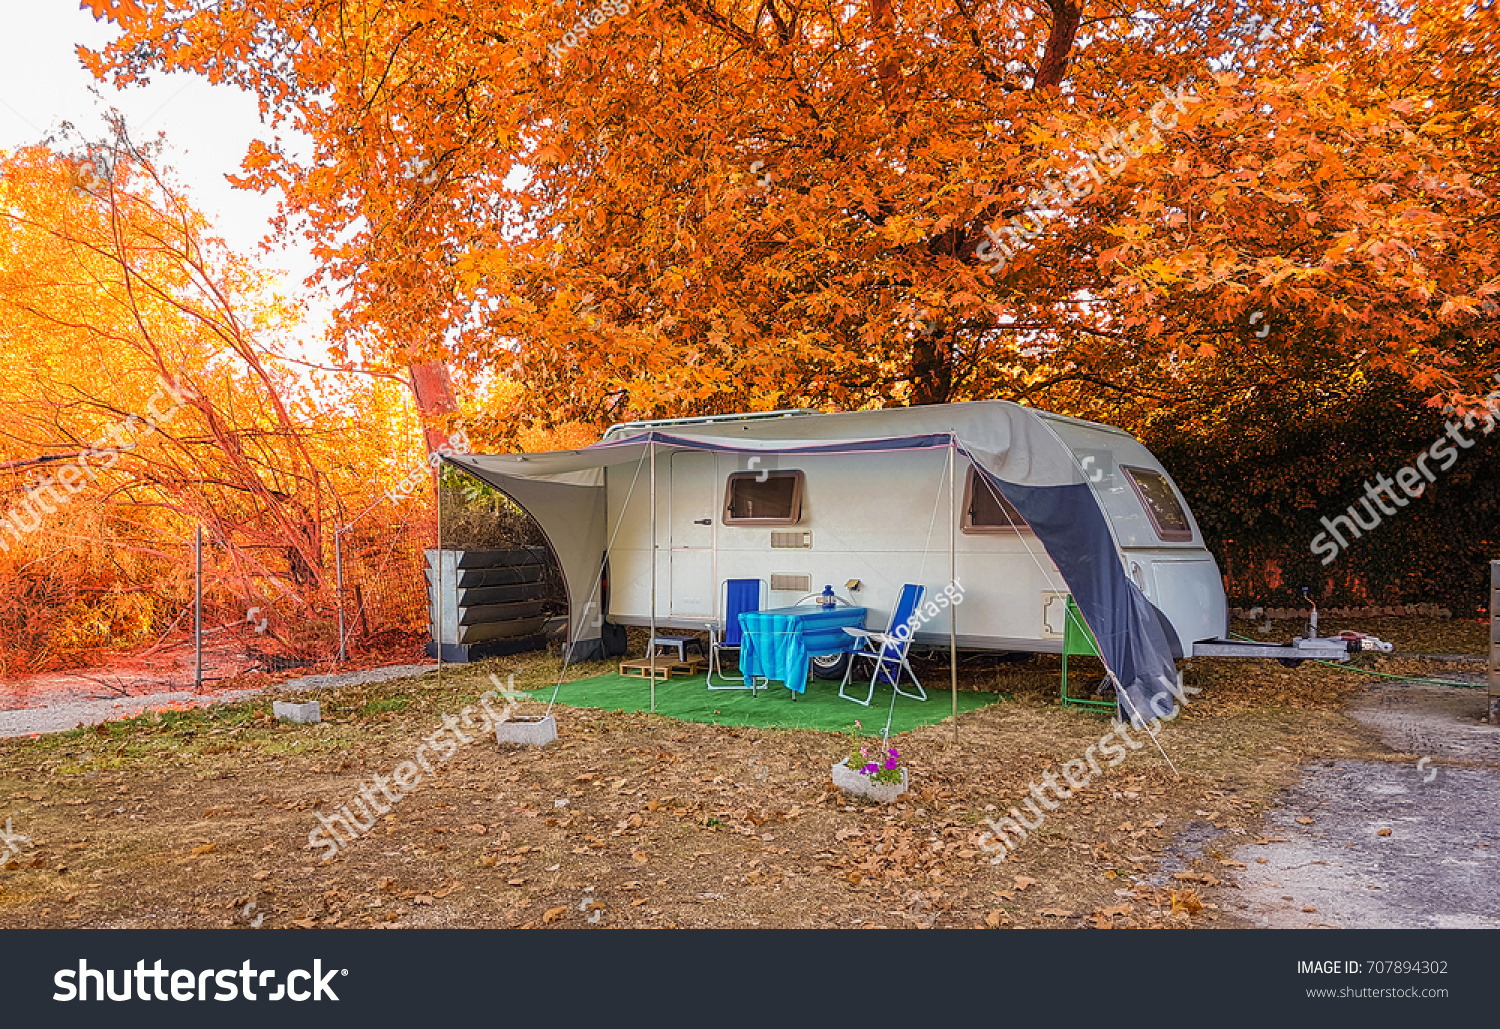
80,0 -> 1500,442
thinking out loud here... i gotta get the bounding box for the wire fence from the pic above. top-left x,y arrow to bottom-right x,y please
332,498 -> 437,660
0,480 -> 439,685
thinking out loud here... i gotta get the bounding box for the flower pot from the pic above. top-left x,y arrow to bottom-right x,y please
493,714 -> 556,747
831,758 -> 909,803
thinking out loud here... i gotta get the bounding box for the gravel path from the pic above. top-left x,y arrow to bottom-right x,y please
1224,679 -> 1500,928
0,663 -> 436,740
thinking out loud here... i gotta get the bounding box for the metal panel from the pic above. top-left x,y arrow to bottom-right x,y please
1490,562 -> 1499,710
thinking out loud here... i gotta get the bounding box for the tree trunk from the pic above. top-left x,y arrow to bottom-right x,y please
910,329 -> 953,406
408,360 -> 462,452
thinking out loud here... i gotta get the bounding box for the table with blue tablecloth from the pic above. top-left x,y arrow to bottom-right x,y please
738,605 -> 867,695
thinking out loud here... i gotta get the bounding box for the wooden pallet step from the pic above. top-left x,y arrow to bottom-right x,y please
618,657 -> 707,680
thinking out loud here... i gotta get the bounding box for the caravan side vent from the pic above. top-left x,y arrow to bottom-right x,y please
770,530 -> 812,549
770,573 -> 812,592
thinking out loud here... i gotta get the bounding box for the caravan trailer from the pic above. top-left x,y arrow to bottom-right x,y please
446,400 -> 1358,706
594,401 -> 1223,677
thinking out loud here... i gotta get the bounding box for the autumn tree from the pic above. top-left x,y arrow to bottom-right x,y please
0,133 -> 433,667
81,0 -> 1500,445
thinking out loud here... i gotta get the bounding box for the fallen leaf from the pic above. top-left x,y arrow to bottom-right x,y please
1013,876 -> 1037,891
1170,890 -> 1203,916
414,895 -> 434,905
190,843 -> 216,856
507,878 -> 526,887
1377,828 -> 1392,837
1038,908 -> 1074,917
1102,903 -> 1132,917
632,850 -> 648,864
1296,817 -> 1314,825
480,855 -> 498,867
1303,907 -> 1317,913
292,918 -> 316,928
543,906 -> 567,924
984,910 -> 1005,927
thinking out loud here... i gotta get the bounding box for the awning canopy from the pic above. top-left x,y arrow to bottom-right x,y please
446,407 -> 1182,724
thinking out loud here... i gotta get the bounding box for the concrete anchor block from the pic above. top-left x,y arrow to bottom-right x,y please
494,714 -> 556,747
273,700 -> 321,724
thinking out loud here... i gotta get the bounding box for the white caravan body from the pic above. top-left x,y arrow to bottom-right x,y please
595,402 -> 1226,658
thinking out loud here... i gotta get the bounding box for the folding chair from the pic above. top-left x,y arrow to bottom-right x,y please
838,583 -> 928,706
706,578 -> 766,692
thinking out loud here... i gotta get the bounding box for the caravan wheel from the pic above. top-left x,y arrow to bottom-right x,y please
810,652 -> 852,680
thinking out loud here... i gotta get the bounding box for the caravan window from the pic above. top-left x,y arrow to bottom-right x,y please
961,468 -> 1032,534
723,470 -> 804,525
1121,466 -> 1193,541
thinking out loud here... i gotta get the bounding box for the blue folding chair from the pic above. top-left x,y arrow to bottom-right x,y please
706,578 -> 766,693
838,584 -> 928,706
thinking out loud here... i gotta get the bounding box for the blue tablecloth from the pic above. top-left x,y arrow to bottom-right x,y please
738,605 -> 867,694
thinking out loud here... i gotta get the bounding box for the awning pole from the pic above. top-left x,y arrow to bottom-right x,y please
649,438 -> 657,713
949,439 -> 958,742
436,461 -> 443,692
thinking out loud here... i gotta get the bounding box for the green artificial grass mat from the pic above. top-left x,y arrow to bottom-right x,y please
527,671 -> 1007,733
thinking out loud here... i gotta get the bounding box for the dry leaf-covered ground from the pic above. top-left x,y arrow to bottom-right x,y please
0,617 -> 1487,929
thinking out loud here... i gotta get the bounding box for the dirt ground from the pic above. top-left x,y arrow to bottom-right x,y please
0,616 -> 1490,929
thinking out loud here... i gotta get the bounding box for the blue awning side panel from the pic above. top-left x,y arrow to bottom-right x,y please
971,473 -> 1182,726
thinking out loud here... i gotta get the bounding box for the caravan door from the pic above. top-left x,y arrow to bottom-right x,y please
669,451 -> 716,617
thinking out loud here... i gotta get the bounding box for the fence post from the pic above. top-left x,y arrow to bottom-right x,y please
194,525 -> 203,693
335,527 -> 347,663
1489,560 -> 1498,725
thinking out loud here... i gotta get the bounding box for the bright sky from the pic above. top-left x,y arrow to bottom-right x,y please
0,3 -> 329,346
